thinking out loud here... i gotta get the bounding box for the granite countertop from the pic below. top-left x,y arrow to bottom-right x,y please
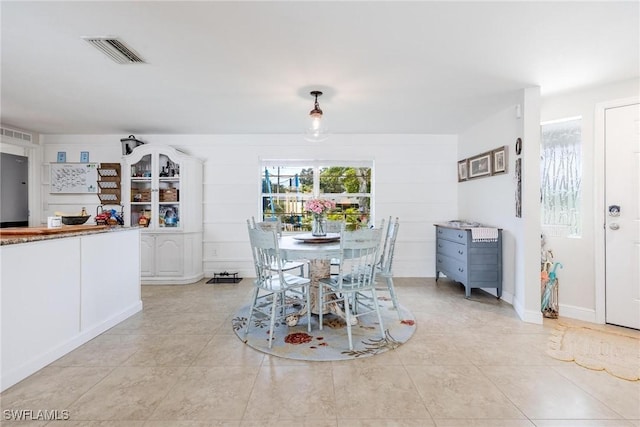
0,226 -> 138,246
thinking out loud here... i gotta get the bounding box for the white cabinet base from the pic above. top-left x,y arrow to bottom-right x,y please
140,231 -> 203,285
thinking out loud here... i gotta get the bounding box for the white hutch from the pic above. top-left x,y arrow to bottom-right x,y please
122,145 -> 203,284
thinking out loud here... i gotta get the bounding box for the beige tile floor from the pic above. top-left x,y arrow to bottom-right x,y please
2,278 -> 639,426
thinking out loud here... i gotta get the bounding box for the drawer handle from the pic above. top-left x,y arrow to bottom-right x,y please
438,244 -> 442,248
458,250 -> 463,255
458,268 -> 464,272
458,234 -> 464,238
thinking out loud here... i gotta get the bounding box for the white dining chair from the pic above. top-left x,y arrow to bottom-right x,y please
318,226 -> 384,350
375,216 -> 401,318
325,219 -> 345,275
250,216 -> 306,277
245,221 -> 311,348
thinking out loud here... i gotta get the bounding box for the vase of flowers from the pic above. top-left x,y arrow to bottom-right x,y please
304,198 -> 336,236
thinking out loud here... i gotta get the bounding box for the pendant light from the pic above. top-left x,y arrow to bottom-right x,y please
305,90 -> 329,142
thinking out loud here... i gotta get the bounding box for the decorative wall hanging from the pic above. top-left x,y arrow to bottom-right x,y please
515,158 -> 522,217
458,145 -> 508,182
492,146 -> 507,174
457,159 -> 468,182
468,151 -> 492,179
50,163 -> 98,194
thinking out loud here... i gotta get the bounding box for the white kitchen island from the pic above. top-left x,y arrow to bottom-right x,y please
0,226 -> 142,391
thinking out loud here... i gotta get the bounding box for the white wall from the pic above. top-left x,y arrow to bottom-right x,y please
458,88 -> 542,323
40,133 -> 458,278
540,78 -> 640,322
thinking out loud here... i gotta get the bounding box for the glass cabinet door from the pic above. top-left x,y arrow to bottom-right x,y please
126,148 -> 183,230
130,154 -> 153,227
157,152 -> 180,229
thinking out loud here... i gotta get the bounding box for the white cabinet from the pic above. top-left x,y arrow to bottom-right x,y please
141,233 -> 190,278
1,229 -> 142,391
124,145 -> 203,285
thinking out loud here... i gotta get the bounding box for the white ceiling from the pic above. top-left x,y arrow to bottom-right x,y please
1,1 -> 638,136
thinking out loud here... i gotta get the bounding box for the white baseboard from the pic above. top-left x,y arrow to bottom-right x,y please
557,303 -> 598,323
511,295 -> 543,324
141,273 -> 204,285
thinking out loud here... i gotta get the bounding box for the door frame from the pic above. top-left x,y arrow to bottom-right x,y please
594,96 -> 639,324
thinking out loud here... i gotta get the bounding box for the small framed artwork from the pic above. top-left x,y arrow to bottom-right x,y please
492,146 -> 507,175
457,159 -> 468,182
56,151 -> 66,163
468,151 -> 492,179
80,151 -> 90,163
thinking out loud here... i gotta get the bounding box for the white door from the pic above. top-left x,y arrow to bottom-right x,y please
605,103 -> 640,329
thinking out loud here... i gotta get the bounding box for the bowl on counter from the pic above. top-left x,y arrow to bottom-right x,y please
61,215 -> 91,225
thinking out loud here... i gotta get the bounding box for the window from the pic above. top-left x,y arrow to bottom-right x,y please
540,117 -> 582,237
260,160 -> 373,231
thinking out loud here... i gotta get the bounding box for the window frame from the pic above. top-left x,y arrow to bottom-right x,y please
259,159 -> 374,231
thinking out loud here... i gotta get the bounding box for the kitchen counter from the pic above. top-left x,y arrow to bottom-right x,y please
0,225 -> 135,246
1,227 -> 142,391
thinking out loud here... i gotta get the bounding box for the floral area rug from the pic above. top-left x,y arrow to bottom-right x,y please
231,297 -> 416,361
547,321 -> 640,381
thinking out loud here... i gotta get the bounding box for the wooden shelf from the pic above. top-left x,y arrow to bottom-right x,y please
98,163 -> 121,204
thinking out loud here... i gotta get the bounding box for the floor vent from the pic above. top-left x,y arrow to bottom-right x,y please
0,126 -> 33,143
82,37 -> 145,64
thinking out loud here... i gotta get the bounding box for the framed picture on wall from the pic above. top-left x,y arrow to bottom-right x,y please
457,159 -> 468,182
492,146 -> 507,174
468,151 -> 492,179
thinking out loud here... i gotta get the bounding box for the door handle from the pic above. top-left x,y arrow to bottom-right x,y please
609,223 -> 620,230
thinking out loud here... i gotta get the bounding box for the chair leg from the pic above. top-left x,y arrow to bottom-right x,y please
318,284 -> 324,331
244,287 -> 260,339
306,285 -> 312,333
386,276 -> 402,319
268,291 -> 279,349
344,292 -> 354,351
371,288 -> 385,339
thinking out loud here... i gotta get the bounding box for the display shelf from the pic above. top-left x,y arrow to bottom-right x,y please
98,163 -> 121,204
122,145 -> 203,285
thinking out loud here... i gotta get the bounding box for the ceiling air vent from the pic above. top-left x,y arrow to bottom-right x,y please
82,37 -> 145,64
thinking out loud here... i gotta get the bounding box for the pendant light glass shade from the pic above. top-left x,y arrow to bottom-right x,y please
305,90 -> 329,142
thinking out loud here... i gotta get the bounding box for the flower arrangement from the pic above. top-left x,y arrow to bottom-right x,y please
304,198 -> 336,215
304,198 -> 335,236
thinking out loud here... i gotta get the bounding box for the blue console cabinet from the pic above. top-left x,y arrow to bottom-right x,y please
435,224 -> 502,298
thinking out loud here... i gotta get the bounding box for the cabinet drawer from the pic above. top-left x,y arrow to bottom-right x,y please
436,253 -> 467,283
436,238 -> 466,262
436,226 -> 467,244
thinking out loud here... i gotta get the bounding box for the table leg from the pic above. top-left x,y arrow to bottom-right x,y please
287,258 -> 355,325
